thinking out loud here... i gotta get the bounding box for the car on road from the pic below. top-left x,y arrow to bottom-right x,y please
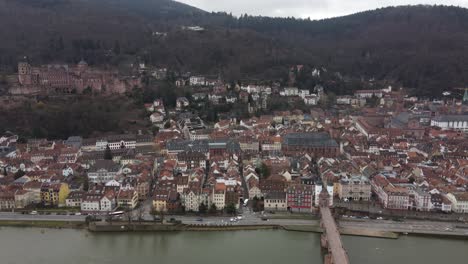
196,218 -> 203,222
75,212 -> 82,216
30,211 -> 38,215
377,217 -> 384,220
237,216 -> 243,220
230,218 -> 237,222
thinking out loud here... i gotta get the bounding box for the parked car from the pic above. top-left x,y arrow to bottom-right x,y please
30,211 -> 38,215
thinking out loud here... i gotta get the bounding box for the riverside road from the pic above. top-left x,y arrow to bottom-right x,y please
1,211 -> 468,237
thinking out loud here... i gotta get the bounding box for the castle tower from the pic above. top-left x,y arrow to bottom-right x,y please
18,62 -> 32,85
18,62 -> 30,75
77,59 -> 88,74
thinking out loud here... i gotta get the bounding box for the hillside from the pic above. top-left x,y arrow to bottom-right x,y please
1,1 -> 468,96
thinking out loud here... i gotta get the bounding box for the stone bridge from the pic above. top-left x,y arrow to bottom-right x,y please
319,188 -> 350,264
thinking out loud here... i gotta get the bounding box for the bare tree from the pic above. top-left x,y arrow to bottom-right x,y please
137,206 -> 145,223
106,213 -> 113,224
124,209 -> 133,224
150,208 -> 156,220
159,209 -> 165,223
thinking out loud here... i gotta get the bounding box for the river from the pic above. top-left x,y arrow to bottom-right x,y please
0,227 -> 467,264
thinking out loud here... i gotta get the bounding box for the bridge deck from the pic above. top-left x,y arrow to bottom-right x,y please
320,207 -> 350,264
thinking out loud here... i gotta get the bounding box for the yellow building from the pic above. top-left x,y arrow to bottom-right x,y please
40,183 -> 70,207
152,191 -> 168,212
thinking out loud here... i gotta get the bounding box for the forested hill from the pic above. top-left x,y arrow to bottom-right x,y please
1,1 -> 468,96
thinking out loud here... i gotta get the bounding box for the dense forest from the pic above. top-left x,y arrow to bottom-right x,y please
0,95 -> 149,139
1,0 -> 468,96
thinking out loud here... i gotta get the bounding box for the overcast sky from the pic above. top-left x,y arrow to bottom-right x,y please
178,0 -> 468,19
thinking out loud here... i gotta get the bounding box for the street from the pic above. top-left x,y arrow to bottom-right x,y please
0,212 -> 85,222
1,210 -> 468,237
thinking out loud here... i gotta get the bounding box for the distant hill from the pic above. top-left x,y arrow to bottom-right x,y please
1,1 -> 468,96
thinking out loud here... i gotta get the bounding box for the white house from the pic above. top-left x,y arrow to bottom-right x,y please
183,189 -> 201,212
62,166 -> 74,177
176,97 -> 190,110
150,112 -> 165,124
303,95 -> 319,105
81,193 -> 101,212
100,193 -> 115,212
264,192 -> 287,211
190,76 -> 206,86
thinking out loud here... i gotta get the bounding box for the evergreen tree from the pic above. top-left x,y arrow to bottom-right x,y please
14,169 -> 25,180
113,40 -> 121,55
198,202 -> 207,214
209,203 -> 217,214
225,203 -> 237,215
104,145 -> 113,160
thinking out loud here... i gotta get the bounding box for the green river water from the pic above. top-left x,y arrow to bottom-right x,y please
0,227 -> 467,264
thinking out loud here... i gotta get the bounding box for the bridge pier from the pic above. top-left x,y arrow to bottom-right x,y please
320,233 -> 328,249
324,254 -> 333,264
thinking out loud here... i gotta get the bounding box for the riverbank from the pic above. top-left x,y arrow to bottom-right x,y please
0,220 -> 85,229
1,218 -> 467,240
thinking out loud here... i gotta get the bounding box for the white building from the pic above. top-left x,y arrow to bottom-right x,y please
280,87 -> 299,97
430,115 -> 468,133
337,175 -> 371,201
183,189 -> 201,212
95,137 -> 136,151
412,188 -> 432,211
303,95 -> 319,105
264,192 -> 287,211
446,193 -> 468,213
354,90 -> 384,99
87,160 -> 121,184
100,194 -> 115,212
299,89 -> 310,98
336,96 -> 353,105
190,76 -> 206,86
150,112 -> 165,124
